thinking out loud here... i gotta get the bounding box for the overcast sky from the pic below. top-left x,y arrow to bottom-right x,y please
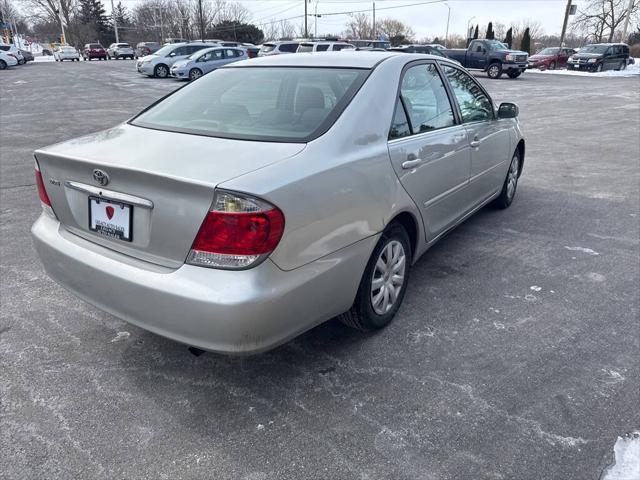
218,0 -> 581,39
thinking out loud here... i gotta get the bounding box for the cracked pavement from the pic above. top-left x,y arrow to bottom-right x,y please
1,60 -> 639,479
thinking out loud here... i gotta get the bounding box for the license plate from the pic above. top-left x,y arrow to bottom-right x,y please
89,196 -> 133,242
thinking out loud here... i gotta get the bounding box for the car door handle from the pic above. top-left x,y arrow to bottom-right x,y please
402,154 -> 423,169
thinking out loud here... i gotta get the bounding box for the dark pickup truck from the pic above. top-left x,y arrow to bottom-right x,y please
443,39 -> 529,79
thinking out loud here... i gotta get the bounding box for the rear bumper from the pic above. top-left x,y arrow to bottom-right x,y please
32,214 -> 376,354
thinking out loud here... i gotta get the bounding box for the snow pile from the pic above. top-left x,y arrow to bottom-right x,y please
528,58 -> 640,77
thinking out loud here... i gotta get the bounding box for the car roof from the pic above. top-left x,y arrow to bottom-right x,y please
230,51 -> 456,69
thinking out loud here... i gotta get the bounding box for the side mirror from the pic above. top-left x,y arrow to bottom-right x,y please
498,102 -> 519,119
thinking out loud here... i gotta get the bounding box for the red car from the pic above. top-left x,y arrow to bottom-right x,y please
528,47 -> 576,70
82,43 -> 107,61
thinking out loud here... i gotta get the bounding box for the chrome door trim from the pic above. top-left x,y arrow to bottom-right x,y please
64,181 -> 154,209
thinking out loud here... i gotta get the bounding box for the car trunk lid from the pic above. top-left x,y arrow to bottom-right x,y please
35,124 -> 305,268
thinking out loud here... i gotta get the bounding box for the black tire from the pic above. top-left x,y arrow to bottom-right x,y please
339,223 -> 411,331
618,61 -> 626,71
154,64 -> 169,78
492,149 -> 521,209
18,59 -> 25,65
0,60 -> 6,70
189,68 -> 203,81
507,70 -> 522,79
487,62 -> 503,79
596,63 -> 603,72
549,61 -> 556,70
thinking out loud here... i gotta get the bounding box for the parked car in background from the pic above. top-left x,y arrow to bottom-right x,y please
387,44 -> 451,59
32,52 -> 525,354
0,49 -> 19,69
165,38 -> 188,44
527,47 -> 576,70
82,43 -> 107,61
296,41 -> 355,53
135,42 -> 160,58
170,46 -> 247,80
137,42 -> 218,78
443,39 -> 528,78
107,43 -> 135,59
567,43 -> 630,72
351,39 -> 391,49
426,43 -> 446,50
258,41 -> 300,56
18,49 -> 34,62
54,46 -> 80,62
244,45 -> 260,58
0,44 -> 25,64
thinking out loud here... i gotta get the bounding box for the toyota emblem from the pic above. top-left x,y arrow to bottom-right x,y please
92,169 -> 110,186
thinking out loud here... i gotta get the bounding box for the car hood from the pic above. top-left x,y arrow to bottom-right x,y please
139,54 -> 159,62
172,59 -> 190,69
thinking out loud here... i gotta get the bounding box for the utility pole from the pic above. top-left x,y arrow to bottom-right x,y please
444,2 -> 450,47
559,0 -> 572,46
57,0 -> 66,44
620,0 -> 635,42
314,1 -> 319,38
304,0 -> 308,38
110,0 -> 119,43
198,0 -> 205,41
372,1 -> 376,39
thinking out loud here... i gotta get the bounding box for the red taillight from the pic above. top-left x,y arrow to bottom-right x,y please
187,191 -> 285,269
35,162 -> 52,207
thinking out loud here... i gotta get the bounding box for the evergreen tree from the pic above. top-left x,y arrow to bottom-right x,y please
521,27 -> 531,54
77,0 -> 112,43
503,27 -> 513,48
473,24 -> 479,40
486,22 -> 494,40
114,1 -> 129,27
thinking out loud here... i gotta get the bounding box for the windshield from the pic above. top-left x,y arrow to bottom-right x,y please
154,44 -> 180,56
89,44 -> 102,48
188,48 -> 214,60
581,44 -> 609,54
485,40 -> 508,50
131,67 -> 369,142
538,47 -> 560,55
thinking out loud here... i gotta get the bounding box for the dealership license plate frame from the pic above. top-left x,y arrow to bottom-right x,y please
88,196 -> 134,242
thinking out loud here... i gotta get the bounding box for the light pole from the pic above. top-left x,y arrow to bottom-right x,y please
57,0 -> 66,44
444,3 -> 450,47
466,16 -> 475,39
110,0 -> 119,43
314,1 -> 320,38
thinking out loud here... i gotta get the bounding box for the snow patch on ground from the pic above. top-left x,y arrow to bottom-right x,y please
602,432 -> 640,480
565,246 -> 600,255
528,58 -> 640,78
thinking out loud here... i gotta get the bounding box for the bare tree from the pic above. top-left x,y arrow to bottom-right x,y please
343,12 -> 373,39
376,18 -> 414,45
572,0 -> 639,42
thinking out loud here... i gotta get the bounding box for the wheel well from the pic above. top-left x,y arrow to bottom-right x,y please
388,212 -> 418,258
516,139 -> 525,176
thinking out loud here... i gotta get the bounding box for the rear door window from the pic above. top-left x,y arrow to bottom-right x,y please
400,63 -> 455,133
389,98 -> 411,139
279,43 -> 299,53
316,44 -> 330,52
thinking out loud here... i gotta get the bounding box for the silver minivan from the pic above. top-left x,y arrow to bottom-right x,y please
136,42 -> 218,78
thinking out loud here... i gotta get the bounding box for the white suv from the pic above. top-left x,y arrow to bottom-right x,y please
107,43 -> 135,60
257,41 -> 300,56
296,42 -> 355,53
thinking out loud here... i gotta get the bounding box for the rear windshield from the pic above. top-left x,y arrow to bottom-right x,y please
89,43 -> 102,48
261,44 -> 276,53
0,45 -> 9,51
116,43 -> 130,48
131,67 -> 369,142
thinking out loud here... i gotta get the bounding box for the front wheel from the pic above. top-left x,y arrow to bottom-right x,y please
507,70 -> 522,79
189,68 -> 203,81
487,62 -> 503,79
596,63 -> 603,72
339,224 -> 411,331
0,60 -> 7,70
154,64 -> 169,78
493,150 -> 521,209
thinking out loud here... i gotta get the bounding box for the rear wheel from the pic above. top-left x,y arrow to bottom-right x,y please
487,62 -> 503,79
189,68 -> 203,81
154,64 -> 169,78
339,223 -> 411,331
0,60 -> 6,70
492,150 -> 521,209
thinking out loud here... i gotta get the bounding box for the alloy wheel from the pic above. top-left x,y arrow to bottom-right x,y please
506,154 -> 519,201
370,240 -> 406,315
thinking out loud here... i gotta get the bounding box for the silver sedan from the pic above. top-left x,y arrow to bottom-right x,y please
32,52 -> 525,354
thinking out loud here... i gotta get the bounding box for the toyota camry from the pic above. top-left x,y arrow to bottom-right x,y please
32,52 -> 525,354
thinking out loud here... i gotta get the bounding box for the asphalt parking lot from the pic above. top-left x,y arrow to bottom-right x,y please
1,59 -> 639,480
